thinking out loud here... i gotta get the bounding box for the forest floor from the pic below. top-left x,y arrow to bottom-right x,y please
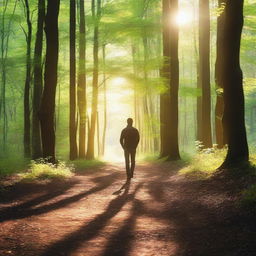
0,161 -> 255,256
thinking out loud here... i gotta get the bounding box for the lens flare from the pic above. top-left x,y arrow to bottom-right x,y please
174,11 -> 193,26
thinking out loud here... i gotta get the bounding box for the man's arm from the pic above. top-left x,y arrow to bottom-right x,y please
120,130 -> 125,149
135,129 -> 140,148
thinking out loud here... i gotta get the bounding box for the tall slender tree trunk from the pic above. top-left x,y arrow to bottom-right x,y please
220,0 -> 249,168
198,0 -> 212,148
23,0 -> 32,158
77,0 -> 87,158
168,0 -> 180,160
96,111 -> 100,156
215,0 -> 226,148
192,3 -> 202,144
86,0 -> 101,160
101,44 -> 107,156
160,0 -> 172,158
39,0 -> 60,163
32,0 -> 45,159
0,18 -> 7,152
69,0 -> 78,160
142,35 -> 151,154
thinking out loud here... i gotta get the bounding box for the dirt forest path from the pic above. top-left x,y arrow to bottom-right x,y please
0,162 -> 255,256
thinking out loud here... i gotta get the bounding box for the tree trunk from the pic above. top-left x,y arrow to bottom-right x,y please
215,0 -> 226,149
32,0 -> 45,159
86,0 -> 101,160
198,0 -> 212,148
23,0 -> 32,158
97,110 -> 100,156
168,0 -> 180,160
39,0 -> 60,163
220,0 -> 249,168
77,0 -> 87,158
160,0 -> 172,158
69,0 -> 78,160
101,44 -> 107,156
142,35 -> 151,154
192,4 -> 202,144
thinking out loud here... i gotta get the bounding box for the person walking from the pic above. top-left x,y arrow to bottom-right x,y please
120,118 -> 140,179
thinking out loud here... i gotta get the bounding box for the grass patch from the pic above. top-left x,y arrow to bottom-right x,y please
70,159 -> 105,172
139,154 -> 163,163
139,152 -> 190,164
0,157 -> 29,177
179,148 -> 226,179
20,160 -> 73,181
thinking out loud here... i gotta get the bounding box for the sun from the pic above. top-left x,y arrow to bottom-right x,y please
174,11 -> 193,26
111,77 -> 126,86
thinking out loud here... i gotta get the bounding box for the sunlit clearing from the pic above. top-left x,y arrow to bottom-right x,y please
111,77 -> 127,86
108,48 -> 128,58
103,149 -> 124,163
103,79 -> 133,163
174,10 -> 193,26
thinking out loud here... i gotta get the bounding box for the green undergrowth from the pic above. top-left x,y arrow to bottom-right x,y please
140,152 -> 191,165
20,158 -> 106,181
179,148 -> 226,179
0,156 -> 29,177
70,159 -> 105,172
20,160 -> 73,181
0,156 -> 105,181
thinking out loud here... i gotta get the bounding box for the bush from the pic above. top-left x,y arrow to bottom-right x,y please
20,159 -> 73,181
179,147 -> 226,179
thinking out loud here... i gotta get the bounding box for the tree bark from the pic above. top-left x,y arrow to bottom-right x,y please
220,0 -> 249,168
39,0 -> 60,163
69,0 -> 78,160
86,0 -> 101,160
32,0 -> 45,159
198,0 -> 212,148
168,0 -> 180,160
160,0 -> 172,158
23,0 -> 32,158
101,44 -> 107,156
215,0 -> 226,148
77,0 -> 87,158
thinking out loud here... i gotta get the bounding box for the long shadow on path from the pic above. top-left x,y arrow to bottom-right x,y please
0,172 -> 121,223
40,183 -> 142,256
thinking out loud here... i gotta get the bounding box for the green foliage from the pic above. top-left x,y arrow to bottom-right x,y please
20,160 -> 73,181
179,147 -> 226,179
244,78 -> 256,95
211,2 -> 226,18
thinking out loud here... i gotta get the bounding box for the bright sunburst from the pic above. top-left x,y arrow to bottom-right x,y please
174,10 -> 193,26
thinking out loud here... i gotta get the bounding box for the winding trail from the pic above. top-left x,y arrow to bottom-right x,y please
0,162 -> 255,256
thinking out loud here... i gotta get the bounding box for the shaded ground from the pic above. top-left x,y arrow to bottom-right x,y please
0,162 -> 255,256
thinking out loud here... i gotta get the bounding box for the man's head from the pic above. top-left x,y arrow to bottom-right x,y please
127,118 -> 133,126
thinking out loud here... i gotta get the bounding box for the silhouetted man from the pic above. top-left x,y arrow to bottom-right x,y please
120,118 -> 140,179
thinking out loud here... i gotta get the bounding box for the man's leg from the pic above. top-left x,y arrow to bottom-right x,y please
130,149 -> 136,178
124,150 -> 131,179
